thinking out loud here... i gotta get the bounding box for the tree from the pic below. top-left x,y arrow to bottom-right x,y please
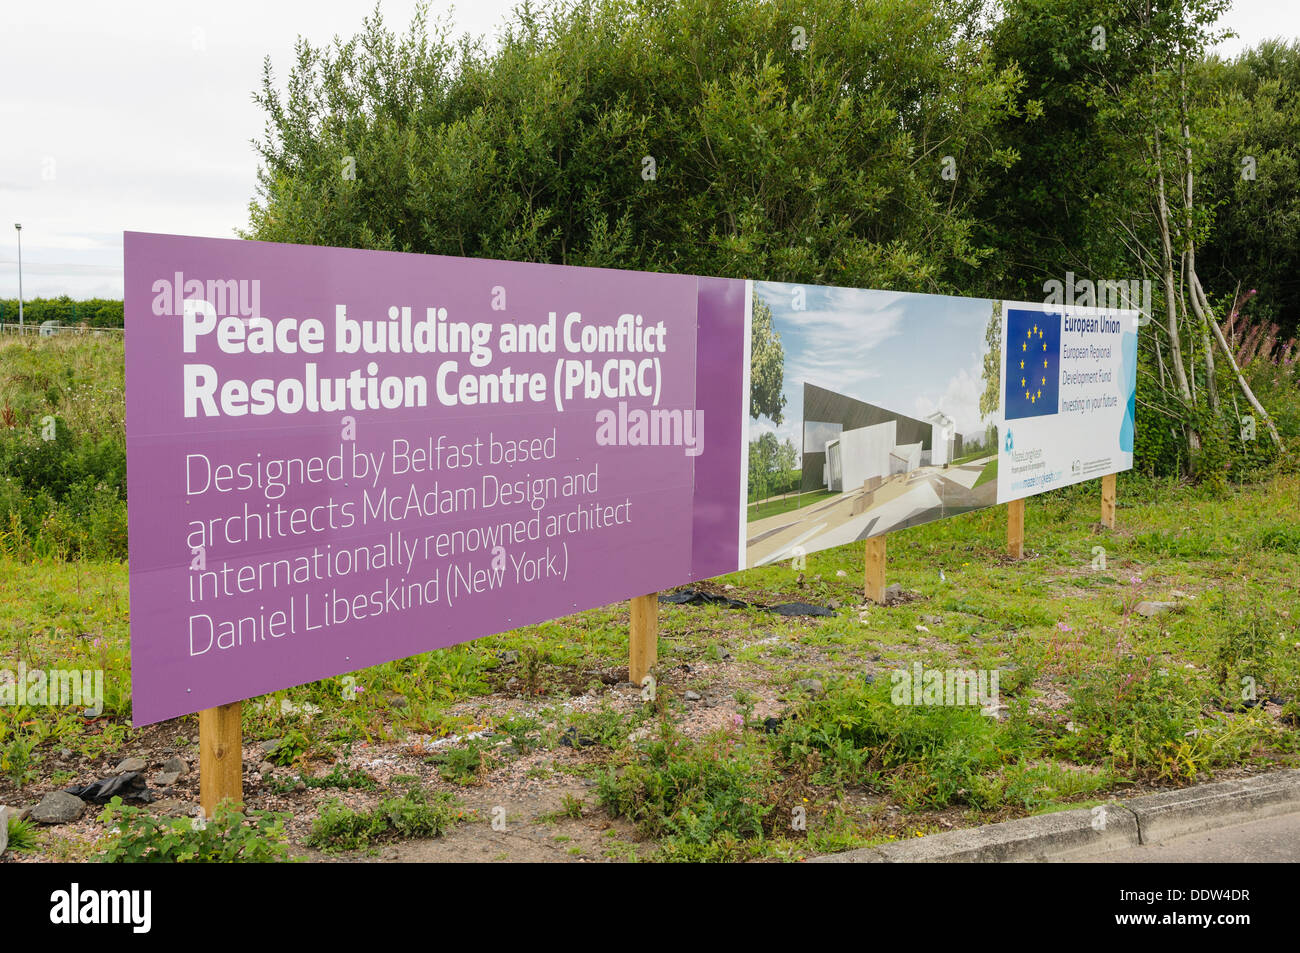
247,0 -> 1026,294
750,298 -> 786,424
777,437 -> 799,477
1194,41 -> 1300,340
985,0 -> 1287,473
748,431 -> 780,503
979,300 -> 1002,423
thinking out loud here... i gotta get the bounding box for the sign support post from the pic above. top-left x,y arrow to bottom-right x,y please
199,701 -> 243,819
864,536 -> 886,603
1101,473 -> 1117,529
1007,499 -> 1025,559
629,594 -> 659,684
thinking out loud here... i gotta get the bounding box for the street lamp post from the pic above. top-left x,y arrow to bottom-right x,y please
14,224 -> 23,329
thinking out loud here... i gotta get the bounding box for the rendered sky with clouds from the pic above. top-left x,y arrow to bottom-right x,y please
753,281 -> 995,450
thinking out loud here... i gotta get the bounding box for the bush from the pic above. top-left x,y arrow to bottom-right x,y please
98,798 -> 293,863
1061,657 -> 1206,778
0,337 -> 127,560
596,726 -> 777,858
305,787 -> 468,851
0,297 -> 123,329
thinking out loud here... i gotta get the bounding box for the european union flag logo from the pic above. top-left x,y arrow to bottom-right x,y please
1004,309 -> 1060,420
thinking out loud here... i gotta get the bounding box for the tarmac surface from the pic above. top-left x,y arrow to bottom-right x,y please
1077,810 -> 1300,862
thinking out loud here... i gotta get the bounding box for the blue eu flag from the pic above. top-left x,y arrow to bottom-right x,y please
1004,309 -> 1060,420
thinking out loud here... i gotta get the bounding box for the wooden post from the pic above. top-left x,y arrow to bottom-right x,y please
1007,499 -> 1025,560
629,593 -> 658,685
863,535 -> 886,603
1101,473 -> 1117,529
199,701 -> 243,819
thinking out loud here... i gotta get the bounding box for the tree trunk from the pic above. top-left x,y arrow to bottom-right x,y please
1152,116 -> 1199,456
1180,59 -> 1220,417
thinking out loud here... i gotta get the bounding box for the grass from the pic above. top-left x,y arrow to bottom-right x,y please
305,787 -> 470,851
747,488 -> 836,521
0,340 -> 1298,858
7,472 -> 1296,806
6,813 -> 38,853
596,724 -> 782,861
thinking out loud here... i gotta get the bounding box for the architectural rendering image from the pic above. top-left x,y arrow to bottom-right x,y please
746,284 -> 1000,566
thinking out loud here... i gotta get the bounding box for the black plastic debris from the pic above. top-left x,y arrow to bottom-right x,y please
659,589 -> 748,609
559,726 -> 598,749
65,771 -> 154,805
659,588 -> 833,617
769,602 -> 834,617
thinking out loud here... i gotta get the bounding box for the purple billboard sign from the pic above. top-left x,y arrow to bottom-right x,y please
125,232 -> 746,725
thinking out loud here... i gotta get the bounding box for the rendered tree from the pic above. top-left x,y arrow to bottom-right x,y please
750,298 -> 786,425
979,300 -> 1003,424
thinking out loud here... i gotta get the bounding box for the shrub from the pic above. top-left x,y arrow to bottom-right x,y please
98,798 -> 293,863
775,678 -> 1035,809
305,787 -> 468,851
596,726 -> 777,858
1062,656 -> 1206,777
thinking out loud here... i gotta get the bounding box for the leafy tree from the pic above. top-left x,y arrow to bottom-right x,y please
747,432 -> 797,503
747,431 -> 781,503
1193,40 -> 1300,338
979,300 -> 1002,423
776,436 -> 799,475
985,0 -> 1289,474
247,0 -> 1026,294
749,297 -> 786,424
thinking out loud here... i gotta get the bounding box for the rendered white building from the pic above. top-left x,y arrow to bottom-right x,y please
890,442 -> 922,474
923,411 -> 956,466
822,420 -> 905,491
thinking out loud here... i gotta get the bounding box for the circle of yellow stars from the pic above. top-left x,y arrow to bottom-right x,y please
1020,323 -> 1047,403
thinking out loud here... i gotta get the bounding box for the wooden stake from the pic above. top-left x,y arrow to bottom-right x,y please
1101,473 -> 1117,530
863,535 -> 886,603
1007,498 -> 1025,560
629,593 -> 659,685
199,701 -> 243,819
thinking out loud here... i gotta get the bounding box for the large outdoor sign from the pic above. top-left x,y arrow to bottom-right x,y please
125,233 -> 1136,725
742,284 -> 1138,566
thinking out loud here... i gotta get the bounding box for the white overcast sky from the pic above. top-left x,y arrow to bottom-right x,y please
1,0 -> 1297,300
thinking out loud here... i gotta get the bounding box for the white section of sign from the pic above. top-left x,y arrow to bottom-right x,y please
996,301 -> 1138,503
738,279 -> 754,570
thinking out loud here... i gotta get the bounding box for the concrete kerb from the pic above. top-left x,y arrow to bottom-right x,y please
1123,769 -> 1300,845
809,769 -> 1300,863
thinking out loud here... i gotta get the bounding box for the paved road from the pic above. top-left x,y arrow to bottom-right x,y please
1081,811 -> 1300,862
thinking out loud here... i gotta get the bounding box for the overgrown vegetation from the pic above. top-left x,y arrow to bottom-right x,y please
305,786 -> 469,851
0,336 -> 126,559
243,0 -> 1300,480
99,798 -> 293,863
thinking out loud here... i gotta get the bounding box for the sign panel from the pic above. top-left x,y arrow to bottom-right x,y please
125,233 -> 745,724
126,235 -> 1136,724
996,302 -> 1138,501
739,283 -> 1138,567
